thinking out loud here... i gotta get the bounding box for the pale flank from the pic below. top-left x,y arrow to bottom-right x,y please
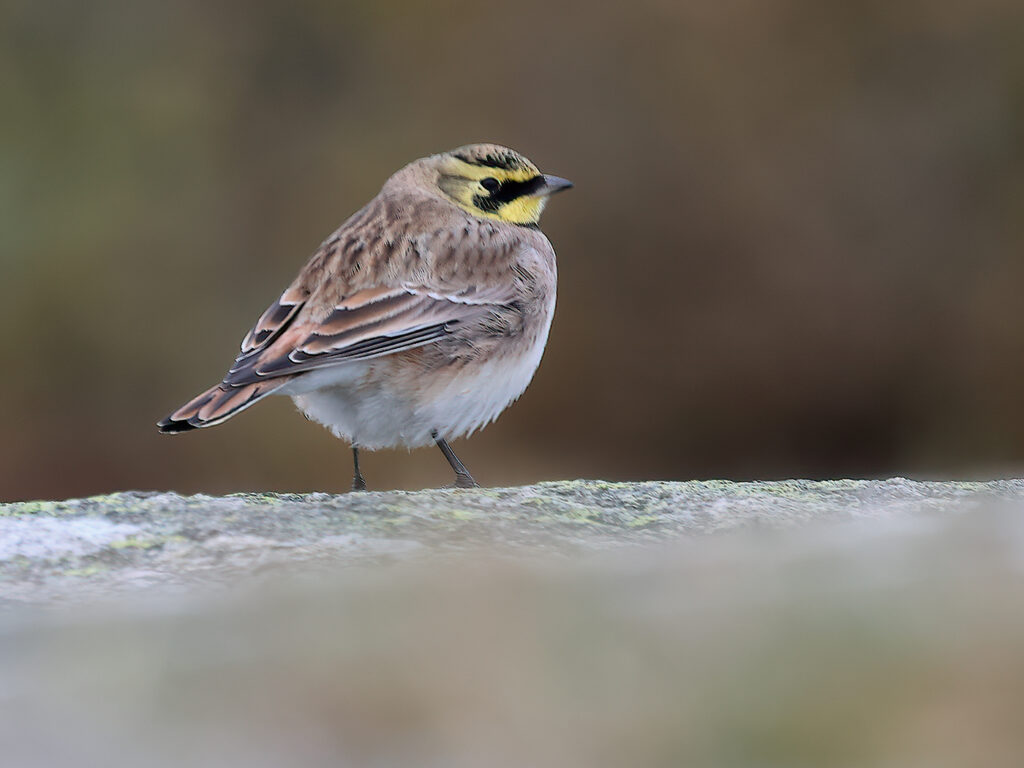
158,144 -> 571,489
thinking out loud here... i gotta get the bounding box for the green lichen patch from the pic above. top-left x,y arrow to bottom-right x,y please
64,565 -> 107,578
108,536 -> 164,551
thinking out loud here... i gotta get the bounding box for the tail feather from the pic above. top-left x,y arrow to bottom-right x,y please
158,379 -> 287,434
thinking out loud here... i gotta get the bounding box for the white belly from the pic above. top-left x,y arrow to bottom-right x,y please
278,325 -> 551,450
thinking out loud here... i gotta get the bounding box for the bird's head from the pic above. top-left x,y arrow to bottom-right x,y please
426,144 -> 573,226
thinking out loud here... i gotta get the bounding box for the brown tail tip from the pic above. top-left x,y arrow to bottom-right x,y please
157,379 -> 284,434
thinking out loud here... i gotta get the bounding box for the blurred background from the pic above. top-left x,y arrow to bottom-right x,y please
3,0 -> 1024,500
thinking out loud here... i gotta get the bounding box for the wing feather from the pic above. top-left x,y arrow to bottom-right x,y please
224,288 -> 497,386
239,291 -> 306,355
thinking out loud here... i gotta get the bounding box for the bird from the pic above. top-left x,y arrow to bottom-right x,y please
158,143 -> 572,490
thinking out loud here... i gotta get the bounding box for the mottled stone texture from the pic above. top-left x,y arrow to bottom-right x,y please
3,480 -> 1024,767
1,478 -> 1020,603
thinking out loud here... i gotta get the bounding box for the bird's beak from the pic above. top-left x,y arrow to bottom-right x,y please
538,174 -> 574,196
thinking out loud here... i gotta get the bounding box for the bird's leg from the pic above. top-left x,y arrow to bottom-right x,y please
351,446 -> 367,492
432,430 -> 479,488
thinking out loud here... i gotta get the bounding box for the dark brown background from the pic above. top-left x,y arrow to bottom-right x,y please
3,0 -> 1023,500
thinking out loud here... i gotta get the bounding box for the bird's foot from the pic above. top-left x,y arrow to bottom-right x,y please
446,472 -> 479,489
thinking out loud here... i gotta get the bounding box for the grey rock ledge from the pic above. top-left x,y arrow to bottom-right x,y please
1,478 -> 1021,604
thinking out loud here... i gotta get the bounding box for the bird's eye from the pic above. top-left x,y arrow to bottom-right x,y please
480,177 -> 500,193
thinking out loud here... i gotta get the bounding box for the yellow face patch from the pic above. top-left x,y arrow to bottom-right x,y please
438,156 -> 549,226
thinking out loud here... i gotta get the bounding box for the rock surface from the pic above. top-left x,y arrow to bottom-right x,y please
1,478 -> 1018,604
3,479 -> 1024,767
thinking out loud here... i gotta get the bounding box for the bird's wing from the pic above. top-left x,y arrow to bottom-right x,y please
215,190 -> 532,387
223,285 -> 505,386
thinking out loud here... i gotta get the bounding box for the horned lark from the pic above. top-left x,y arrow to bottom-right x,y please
158,144 -> 571,490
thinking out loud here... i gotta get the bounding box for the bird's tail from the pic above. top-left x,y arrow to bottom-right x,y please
157,379 -> 287,434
